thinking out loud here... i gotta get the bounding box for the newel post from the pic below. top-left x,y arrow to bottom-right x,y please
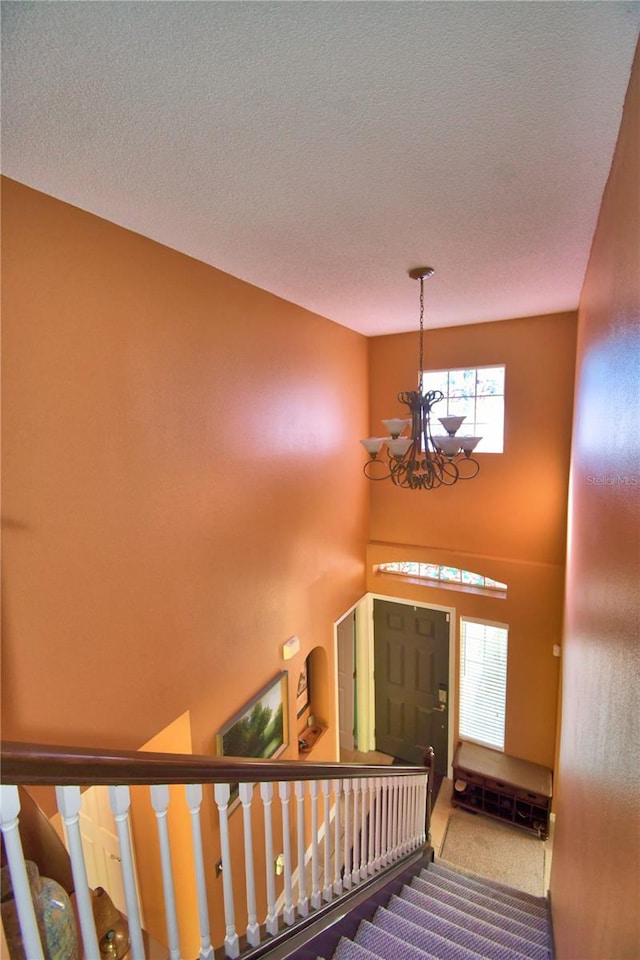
423,746 -> 435,845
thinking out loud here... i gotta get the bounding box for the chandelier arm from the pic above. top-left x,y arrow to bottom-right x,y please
363,458 -> 393,481
453,455 -> 481,481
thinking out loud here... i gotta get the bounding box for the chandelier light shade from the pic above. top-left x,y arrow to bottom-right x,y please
360,267 -> 481,489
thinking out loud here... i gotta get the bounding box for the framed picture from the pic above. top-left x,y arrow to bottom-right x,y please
216,671 -> 289,764
296,657 -> 310,718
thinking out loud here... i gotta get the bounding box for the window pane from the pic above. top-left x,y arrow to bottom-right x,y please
485,577 -> 508,591
422,370 -> 449,394
449,368 -> 476,398
462,570 -> 484,586
446,397 -> 475,422
476,395 -> 504,424
477,366 -> 505,396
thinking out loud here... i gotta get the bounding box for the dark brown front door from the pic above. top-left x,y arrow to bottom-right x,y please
374,599 -> 449,775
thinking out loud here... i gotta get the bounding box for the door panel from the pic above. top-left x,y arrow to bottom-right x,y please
374,599 -> 449,774
386,641 -> 405,686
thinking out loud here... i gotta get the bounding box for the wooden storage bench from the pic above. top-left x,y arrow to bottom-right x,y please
452,741 -> 552,839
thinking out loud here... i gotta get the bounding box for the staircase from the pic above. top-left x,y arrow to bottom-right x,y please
0,741 -> 554,960
327,860 -> 553,960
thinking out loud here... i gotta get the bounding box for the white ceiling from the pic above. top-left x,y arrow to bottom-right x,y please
2,1 -> 639,335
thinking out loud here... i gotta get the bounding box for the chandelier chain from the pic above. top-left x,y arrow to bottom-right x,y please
418,276 -> 424,393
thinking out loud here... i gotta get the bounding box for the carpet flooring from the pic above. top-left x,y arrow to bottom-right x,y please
440,809 -> 546,896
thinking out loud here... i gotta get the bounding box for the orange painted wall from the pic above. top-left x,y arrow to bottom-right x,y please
368,312 -> 576,565
1,178 -> 369,766
367,312 -> 577,767
550,43 -> 640,960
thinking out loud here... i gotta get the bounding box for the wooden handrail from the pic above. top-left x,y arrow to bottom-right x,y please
0,740 -> 425,787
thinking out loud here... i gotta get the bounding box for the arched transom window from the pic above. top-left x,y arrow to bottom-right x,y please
377,561 -> 507,595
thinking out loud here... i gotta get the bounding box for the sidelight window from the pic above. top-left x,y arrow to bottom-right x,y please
459,618 -> 508,751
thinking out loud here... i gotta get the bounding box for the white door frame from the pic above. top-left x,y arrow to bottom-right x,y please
336,592 -> 456,775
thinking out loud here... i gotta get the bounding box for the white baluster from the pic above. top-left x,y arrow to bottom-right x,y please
401,777 -> 410,853
259,783 -> 278,936
294,781 -> 309,917
413,775 -> 421,847
150,785 -> 181,960
342,779 -> 352,890
213,784 -> 239,959
278,782 -> 296,925
185,784 -> 214,960
350,778 -> 360,885
389,777 -> 398,861
332,779 -> 343,896
397,777 -> 406,854
395,776 -> 403,859
0,785 -> 44,959
360,778 -> 368,877
393,776 -> 401,859
238,783 -> 260,947
373,778 -> 382,871
109,785 -> 145,960
321,780 -> 332,903
309,781 -> 321,910
367,777 -> 376,875
55,785 -> 100,959
380,777 -> 388,867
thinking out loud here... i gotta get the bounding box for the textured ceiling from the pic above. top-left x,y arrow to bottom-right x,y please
2,1 -> 639,335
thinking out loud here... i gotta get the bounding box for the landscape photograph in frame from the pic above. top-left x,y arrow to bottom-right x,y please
216,671 -> 289,764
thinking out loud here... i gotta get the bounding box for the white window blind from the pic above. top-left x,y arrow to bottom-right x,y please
459,618 -> 508,751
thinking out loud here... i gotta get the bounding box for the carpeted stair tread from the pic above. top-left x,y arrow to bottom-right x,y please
433,860 -> 548,909
412,873 -> 549,933
355,918 -> 440,959
408,879 -> 551,947
386,894 -> 548,960
332,937 -> 390,960
328,859 -> 554,960
422,865 -> 548,918
398,885 -> 552,957
371,905 -> 490,960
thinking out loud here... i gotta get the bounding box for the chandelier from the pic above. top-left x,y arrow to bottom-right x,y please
360,267 -> 481,489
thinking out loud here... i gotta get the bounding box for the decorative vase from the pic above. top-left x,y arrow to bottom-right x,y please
0,860 -> 79,960
91,886 -> 130,959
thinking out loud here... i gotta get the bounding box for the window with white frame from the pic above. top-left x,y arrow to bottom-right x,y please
459,618 -> 508,751
422,366 -> 505,453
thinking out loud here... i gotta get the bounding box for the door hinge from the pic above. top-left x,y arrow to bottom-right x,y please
445,613 -> 450,622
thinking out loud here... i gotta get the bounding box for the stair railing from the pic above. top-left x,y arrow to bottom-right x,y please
0,741 -> 434,960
